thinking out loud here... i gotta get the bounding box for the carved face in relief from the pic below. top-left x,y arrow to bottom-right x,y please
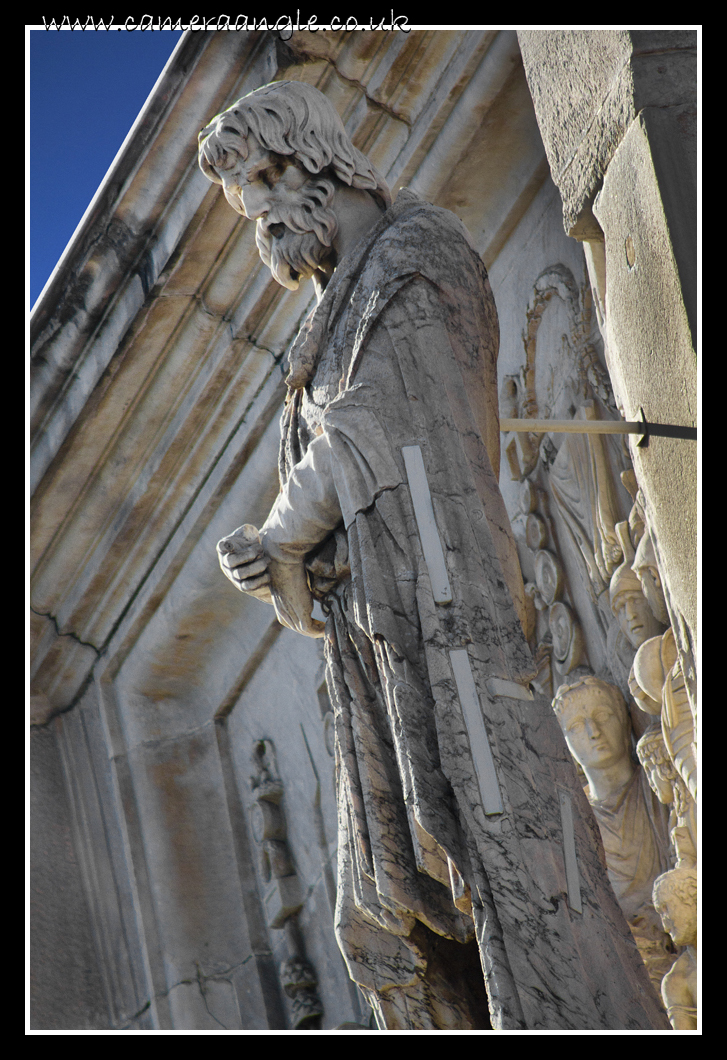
612,587 -> 663,649
632,530 -> 670,626
212,133 -> 339,291
653,868 -> 697,947
556,683 -> 631,772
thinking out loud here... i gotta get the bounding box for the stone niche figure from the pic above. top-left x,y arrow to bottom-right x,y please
607,522 -> 666,708
636,726 -> 696,869
199,80 -> 669,1031
653,866 -> 698,1029
629,522 -> 697,875
552,676 -> 675,992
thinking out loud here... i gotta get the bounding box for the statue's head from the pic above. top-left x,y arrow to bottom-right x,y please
609,522 -> 664,649
653,865 -> 697,947
198,81 -> 391,291
553,676 -> 632,775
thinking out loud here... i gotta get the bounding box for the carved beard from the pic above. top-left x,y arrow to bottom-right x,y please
256,176 -> 338,291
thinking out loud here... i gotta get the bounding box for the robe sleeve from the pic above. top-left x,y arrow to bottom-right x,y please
262,315 -> 408,559
261,431 -> 343,562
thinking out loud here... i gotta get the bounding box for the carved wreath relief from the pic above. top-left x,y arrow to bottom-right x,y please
502,265 -> 697,1025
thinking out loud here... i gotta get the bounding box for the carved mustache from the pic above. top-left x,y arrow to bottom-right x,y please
257,223 -> 333,286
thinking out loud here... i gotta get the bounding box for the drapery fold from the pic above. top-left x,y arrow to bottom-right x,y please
261,190 -> 669,1030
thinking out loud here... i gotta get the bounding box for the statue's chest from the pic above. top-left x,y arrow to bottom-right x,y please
301,314 -> 349,431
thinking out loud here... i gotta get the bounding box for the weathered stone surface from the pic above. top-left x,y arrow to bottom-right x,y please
202,79 -> 669,1030
29,724 -> 108,1029
30,29 -> 696,1031
592,111 -> 697,659
517,30 -> 696,233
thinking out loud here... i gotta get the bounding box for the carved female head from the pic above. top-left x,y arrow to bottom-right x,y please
553,676 -> 632,774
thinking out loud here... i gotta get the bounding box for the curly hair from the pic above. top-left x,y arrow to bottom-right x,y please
653,865 -> 697,915
198,80 -> 391,210
552,675 -> 628,721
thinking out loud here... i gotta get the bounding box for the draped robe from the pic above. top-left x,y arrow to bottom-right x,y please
261,190 -> 669,1030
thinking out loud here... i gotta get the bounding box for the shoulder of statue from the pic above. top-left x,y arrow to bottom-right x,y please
353,189 -> 487,311
381,189 -> 480,256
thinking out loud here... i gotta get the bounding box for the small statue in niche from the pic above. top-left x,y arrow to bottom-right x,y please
553,675 -> 675,991
653,866 -> 698,1030
249,740 -> 323,1028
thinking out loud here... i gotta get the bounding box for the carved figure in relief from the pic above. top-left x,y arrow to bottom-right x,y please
636,726 -> 696,868
200,81 -> 669,1030
609,523 -> 666,651
552,676 -> 675,990
249,741 -> 323,1028
629,525 -> 698,817
607,522 -> 666,705
653,866 -> 698,1029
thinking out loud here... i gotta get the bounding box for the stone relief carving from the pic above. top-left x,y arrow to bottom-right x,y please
200,80 -> 669,1029
653,866 -> 698,1030
636,726 -> 696,870
607,522 -> 667,709
552,676 -> 675,992
627,526 -> 698,1024
503,265 -> 633,700
250,739 -> 323,1029
504,261 -> 697,1009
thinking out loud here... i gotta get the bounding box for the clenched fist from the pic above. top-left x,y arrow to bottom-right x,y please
217,523 -> 325,638
217,524 -> 272,602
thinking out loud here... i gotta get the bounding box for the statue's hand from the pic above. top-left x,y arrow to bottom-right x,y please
217,524 -> 273,604
217,524 -> 325,638
266,554 -> 326,639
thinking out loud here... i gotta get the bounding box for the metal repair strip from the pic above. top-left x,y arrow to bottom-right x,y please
449,649 -> 504,816
402,445 -> 453,605
558,790 -> 583,914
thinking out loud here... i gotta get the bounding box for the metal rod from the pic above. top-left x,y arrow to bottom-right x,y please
500,418 -> 640,434
500,417 -> 696,440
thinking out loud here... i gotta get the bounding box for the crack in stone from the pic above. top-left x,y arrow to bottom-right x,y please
281,43 -> 413,128
117,717 -> 217,756
243,333 -> 286,364
195,961 -> 229,1029
116,956 -> 256,1029
30,605 -> 102,655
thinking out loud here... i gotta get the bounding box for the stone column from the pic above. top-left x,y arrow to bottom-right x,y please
518,29 -> 697,696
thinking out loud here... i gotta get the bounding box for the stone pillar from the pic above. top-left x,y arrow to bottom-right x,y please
518,29 -> 697,690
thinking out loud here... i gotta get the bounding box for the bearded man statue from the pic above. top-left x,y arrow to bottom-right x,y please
198,80 -> 669,1031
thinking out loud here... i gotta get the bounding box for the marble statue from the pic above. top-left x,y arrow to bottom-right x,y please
653,866 -> 698,1029
553,676 -> 675,990
199,80 -> 670,1030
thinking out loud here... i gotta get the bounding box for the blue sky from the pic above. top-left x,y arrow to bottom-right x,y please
29,29 -> 185,309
